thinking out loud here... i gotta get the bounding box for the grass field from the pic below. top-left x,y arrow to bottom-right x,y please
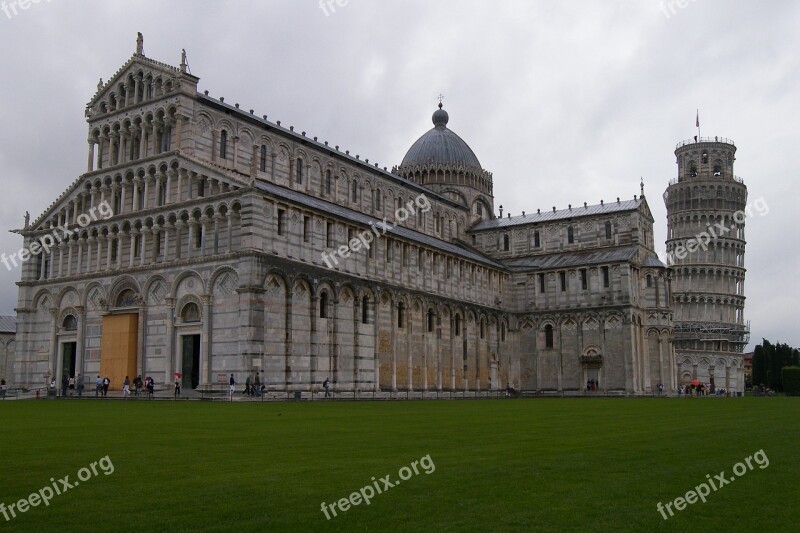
0,397 -> 796,532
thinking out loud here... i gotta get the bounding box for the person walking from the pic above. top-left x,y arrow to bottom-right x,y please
254,372 -> 261,398
134,375 -> 143,397
146,376 -> 155,399
123,376 -> 131,398
245,373 -> 252,397
323,377 -> 331,398
174,378 -> 181,399
95,375 -> 102,397
229,373 -> 236,401
61,374 -> 69,397
102,376 -> 110,397
68,375 -> 75,396
77,373 -> 84,397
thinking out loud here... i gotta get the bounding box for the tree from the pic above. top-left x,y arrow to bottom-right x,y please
752,339 -> 800,392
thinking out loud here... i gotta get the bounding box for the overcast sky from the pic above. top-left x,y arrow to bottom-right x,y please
0,0 -> 797,350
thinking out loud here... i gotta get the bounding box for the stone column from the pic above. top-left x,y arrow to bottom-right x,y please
66,241 -> 73,277
201,295 -> 212,386
165,297 -> 175,385
139,228 -> 148,264
87,139 -> 95,173
75,306 -> 86,383
212,215 -> 220,254
49,308 -> 60,391
132,178 -> 141,212
105,235 -> 113,270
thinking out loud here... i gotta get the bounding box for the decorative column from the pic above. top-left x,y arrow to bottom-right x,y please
75,306 -> 86,383
105,235 -> 113,270
201,295 -> 212,386
86,235 -> 95,273
132,178 -> 141,211
49,308 -> 59,389
66,241 -> 73,277
129,229 -> 138,267
139,228 -> 148,264
165,297 -> 175,385
87,138 -> 95,173
212,215 -> 220,254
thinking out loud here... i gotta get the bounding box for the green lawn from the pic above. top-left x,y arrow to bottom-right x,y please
0,397 -> 796,532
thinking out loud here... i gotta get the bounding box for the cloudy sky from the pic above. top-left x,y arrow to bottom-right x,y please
0,0 -> 797,350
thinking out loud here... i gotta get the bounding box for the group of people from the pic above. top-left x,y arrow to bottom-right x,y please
57,374 -> 87,396
243,372 -> 266,397
678,383 -> 714,396
586,379 -> 599,391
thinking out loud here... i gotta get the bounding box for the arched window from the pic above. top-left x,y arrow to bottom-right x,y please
181,302 -> 200,323
351,179 -> 358,202
375,189 -> 381,210
701,151 -> 708,164
361,296 -> 369,324
545,324 -> 554,348
219,130 -> 228,160
605,221 -> 612,240
260,145 -> 267,172
319,292 -> 329,319
325,170 -> 332,195
63,315 -> 78,331
646,274 -> 653,288
503,234 -> 510,251
427,309 -> 435,333
480,319 -> 485,339
477,202 -> 483,216
295,158 -> 303,183
397,302 -> 405,328
455,315 -> 461,336
116,289 -> 137,307
501,323 -> 506,342
567,226 -> 574,244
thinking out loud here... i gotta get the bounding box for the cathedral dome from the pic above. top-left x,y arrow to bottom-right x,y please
400,104 -> 482,170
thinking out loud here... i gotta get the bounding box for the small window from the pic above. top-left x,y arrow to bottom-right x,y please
646,274 -> 653,288
325,171 -> 332,195
533,230 -> 540,248
477,202 -> 483,216
560,272 -> 566,292
195,227 -> 202,249
455,315 -> 461,336
397,302 -> 405,329
503,234 -> 510,251
567,226 -> 574,244
602,266 -> 610,288
303,216 -> 310,243
351,180 -> 358,202
545,324 -> 554,348
260,145 -> 267,172
385,239 -> 393,262
375,189 -> 381,210
539,273 -> 545,293
277,209 -> 285,236
702,151 -> 708,164
361,296 -> 369,324
605,221 -> 612,240
319,292 -> 328,319
580,269 -> 587,290
295,158 -> 303,183
501,323 -> 506,342
63,315 -> 78,331
427,309 -> 435,333
326,221 -> 334,247
480,319 -> 485,339
219,130 -> 228,160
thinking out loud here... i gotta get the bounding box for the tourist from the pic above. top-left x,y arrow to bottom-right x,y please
229,373 -> 236,401
254,372 -> 261,397
245,373 -> 252,396
61,374 -> 69,397
323,377 -> 331,398
146,376 -> 155,398
174,378 -> 181,399
77,373 -> 84,396
95,375 -> 102,397
68,375 -> 75,396
102,376 -> 110,397
123,376 -> 131,398
134,375 -> 143,397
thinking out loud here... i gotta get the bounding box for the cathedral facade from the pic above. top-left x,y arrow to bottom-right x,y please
8,38 -> 681,394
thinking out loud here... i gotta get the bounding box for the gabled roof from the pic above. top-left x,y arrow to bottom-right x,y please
0,316 -> 17,334
501,245 -> 666,271
254,180 -> 505,269
472,198 -> 647,231
86,53 -> 189,108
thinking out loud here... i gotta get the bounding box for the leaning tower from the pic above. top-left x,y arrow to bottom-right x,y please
664,137 -> 749,393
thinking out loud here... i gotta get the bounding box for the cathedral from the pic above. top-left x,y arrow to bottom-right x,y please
8,36 -> 700,395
